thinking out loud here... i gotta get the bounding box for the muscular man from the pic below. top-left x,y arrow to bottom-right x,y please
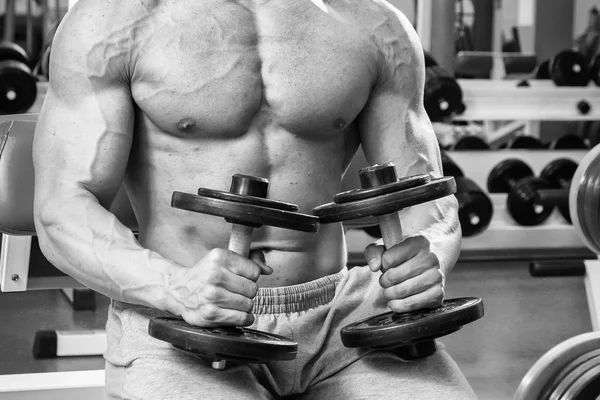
33,0 -> 476,398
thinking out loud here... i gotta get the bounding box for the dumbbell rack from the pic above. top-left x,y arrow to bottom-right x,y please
454,80 -> 600,331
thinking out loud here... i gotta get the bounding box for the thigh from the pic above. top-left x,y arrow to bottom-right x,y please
105,356 -> 275,400
299,346 -> 477,400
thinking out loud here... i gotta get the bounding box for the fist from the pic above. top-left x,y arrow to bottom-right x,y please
168,248 -> 272,328
364,235 -> 445,313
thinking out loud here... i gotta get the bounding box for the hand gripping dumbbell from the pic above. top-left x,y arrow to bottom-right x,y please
0,41 -> 37,114
423,51 -> 464,122
148,174 -> 319,370
487,159 -> 555,226
534,159 -> 579,224
535,49 -> 590,86
313,163 -> 484,360
441,152 -> 493,237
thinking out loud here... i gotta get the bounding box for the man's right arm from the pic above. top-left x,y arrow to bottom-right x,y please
33,1 -> 182,312
33,1 -> 267,327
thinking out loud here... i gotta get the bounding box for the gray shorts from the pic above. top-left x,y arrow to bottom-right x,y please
104,266 -> 477,399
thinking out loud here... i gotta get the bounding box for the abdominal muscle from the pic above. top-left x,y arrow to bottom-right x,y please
125,123 -> 354,288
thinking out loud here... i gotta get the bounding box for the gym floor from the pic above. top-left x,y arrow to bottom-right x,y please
0,259 -> 592,400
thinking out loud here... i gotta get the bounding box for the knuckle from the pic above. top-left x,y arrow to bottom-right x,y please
202,285 -> 220,302
201,305 -> 220,322
248,282 -> 259,298
204,266 -> 222,284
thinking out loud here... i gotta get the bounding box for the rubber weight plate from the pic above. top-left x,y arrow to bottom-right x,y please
549,353 -> 600,400
487,159 -> 534,193
340,298 -> 483,349
314,177 -> 456,224
550,50 -> 590,87
540,349 -> 600,400
0,41 -> 29,65
0,60 -> 37,114
149,317 -> 297,363
507,177 -> 555,226
334,174 -> 430,203
515,332 -> 600,400
172,191 -> 319,232
560,363 -> 600,400
570,144 -> 600,254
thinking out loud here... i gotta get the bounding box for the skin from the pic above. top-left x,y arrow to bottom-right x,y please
33,0 -> 460,329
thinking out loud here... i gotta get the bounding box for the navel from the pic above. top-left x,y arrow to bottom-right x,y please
176,117 -> 197,133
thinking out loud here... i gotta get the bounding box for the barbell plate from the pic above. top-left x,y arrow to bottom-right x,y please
515,332 -> 600,400
570,144 -> 600,254
172,191 -> 319,233
0,60 -> 37,114
340,298 -> 483,349
197,188 -> 298,212
313,177 -> 456,224
543,350 -> 600,400
560,363 -> 600,400
148,317 -> 297,363
549,353 -> 600,400
334,174 -> 430,204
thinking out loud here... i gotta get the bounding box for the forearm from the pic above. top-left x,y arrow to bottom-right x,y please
401,195 -> 461,276
34,190 -> 183,312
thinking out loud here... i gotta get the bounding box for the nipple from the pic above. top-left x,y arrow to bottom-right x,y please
176,118 -> 197,133
333,118 -> 346,130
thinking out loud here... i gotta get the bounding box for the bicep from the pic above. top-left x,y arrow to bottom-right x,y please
358,12 -> 442,178
33,9 -> 134,209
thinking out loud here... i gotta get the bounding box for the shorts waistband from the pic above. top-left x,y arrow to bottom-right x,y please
252,268 -> 347,314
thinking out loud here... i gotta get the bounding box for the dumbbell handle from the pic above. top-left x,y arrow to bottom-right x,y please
535,188 -> 569,208
228,223 -> 254,257
379,213 -> 404,251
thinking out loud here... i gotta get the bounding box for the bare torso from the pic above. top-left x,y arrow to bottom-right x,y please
119,0 -> 381,286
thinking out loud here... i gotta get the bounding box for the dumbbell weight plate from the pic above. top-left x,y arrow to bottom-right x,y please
550,50 -> 590,87
424,66 -> 463,122
454,176 -> 494,237
0,60 -> 37,114
197,188 -> 298,212
570,144 -> 600,254
515,332 -> 600,400
550,135 -> 589,150
313,177 -> 456,223
148,317 -> 297,364
536,60 -> 551,80
591,54 -> 600,87
451,136 -> 491,151
334,174 -> 430,203
172,191 -> 319,232
507,176 -> 555,226
340,298 -> 484,349
487,159 -> 534,193
541,159 -> 578,223
0,41 -> 29,66
508,136 -> 545,150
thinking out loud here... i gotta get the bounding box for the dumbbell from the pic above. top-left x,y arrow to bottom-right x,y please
536,50 -> 590,86
148,174 -> 319,370
535,159 -> 579,223
314,164 -> 484,360
441,152 -> 493,237
0,41 -> 37,114
451,136 -> 491,151
423,51 -> 464,122
487,159 -> 555,226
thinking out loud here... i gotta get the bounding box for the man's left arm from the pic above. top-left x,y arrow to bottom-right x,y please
357,8 -> 461,313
